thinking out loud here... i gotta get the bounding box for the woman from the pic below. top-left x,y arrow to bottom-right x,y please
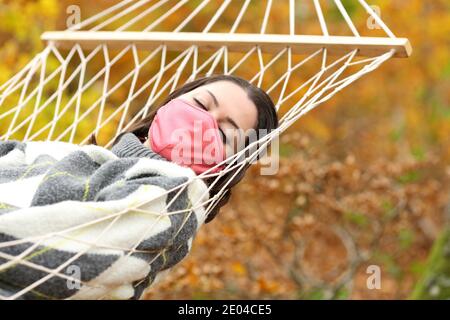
92,74 -> 279,223
0,74 -> 278,300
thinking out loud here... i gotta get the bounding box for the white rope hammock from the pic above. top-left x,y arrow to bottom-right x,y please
0,0 -> 411,300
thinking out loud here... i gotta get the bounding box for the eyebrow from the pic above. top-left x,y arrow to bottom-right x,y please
206,89 -> 241,131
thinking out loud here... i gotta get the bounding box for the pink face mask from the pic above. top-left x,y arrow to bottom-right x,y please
149,98 -> 226,174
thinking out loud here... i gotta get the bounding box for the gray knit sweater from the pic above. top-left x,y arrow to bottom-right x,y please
0,133 -> 209,300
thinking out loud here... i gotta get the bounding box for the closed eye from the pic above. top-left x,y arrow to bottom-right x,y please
218,127 -> 226,143
194,97 -> 227,144
193,98 -> 208,111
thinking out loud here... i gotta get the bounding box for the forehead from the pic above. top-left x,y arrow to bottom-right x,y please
194,80 -> 258,130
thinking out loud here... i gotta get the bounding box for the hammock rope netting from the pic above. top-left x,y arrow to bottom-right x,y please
0,0 -> 411,300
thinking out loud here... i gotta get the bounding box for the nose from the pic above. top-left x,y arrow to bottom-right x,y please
208,108 -> 225,123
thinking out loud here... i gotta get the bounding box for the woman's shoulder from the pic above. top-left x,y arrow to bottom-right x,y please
111,132 -> 166,161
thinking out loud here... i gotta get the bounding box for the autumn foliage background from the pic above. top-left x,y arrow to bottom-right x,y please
0,0 -> 449,299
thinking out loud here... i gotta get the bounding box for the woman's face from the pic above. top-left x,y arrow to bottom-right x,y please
146,80 -> 258,155
182,80 -> 258,154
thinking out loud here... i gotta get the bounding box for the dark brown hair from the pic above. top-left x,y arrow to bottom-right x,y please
89,74 -> 278,223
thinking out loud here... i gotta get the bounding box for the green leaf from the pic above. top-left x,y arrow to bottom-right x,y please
344,211 -> 369,228
397,170 -> 421,184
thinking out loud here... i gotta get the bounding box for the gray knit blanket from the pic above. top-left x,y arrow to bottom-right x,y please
0,133 -> 209,300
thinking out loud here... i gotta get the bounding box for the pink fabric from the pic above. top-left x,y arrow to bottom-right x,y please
149,98 -> 225,174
